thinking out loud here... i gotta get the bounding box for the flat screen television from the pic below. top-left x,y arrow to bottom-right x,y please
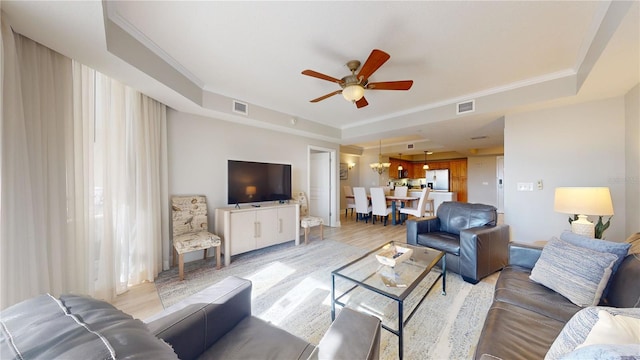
227,160 -> 292,205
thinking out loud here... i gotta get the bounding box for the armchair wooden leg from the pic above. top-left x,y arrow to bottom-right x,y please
178,254 -> 184,281
173,248 -> 177,267
203,248 -> 208,260
215,246 -> 221,270
320,224 -> 323,240
304,227 -> 309,245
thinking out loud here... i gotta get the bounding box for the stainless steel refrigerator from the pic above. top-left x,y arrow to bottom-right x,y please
425,169 -> 449,191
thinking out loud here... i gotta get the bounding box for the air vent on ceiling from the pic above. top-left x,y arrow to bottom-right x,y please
456,100 -> 475,115
407,144 -> 414,149
232,100 -> 249,115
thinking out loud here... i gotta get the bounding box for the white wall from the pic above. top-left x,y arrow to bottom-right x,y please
339,153 -> 360,212
504,96 -> 627,243
357,147 -> 391,189
467,156 -> 499,206
167,109 -> 340,259
625,84 -> 640,237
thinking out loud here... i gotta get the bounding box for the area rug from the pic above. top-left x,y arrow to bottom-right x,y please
155,240 -> 497,359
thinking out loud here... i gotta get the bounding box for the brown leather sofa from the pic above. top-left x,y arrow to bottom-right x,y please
406,201 -> 510,284
474,243 -> 640,360
0,276 -> 381,360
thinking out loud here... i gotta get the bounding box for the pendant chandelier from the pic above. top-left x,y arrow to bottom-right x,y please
423,150 -> 431,170
370,140 -> 391,174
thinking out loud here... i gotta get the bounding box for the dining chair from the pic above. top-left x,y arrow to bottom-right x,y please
393,186 -> 408,218
399,188 -> 431,224
394,186 -> 408,197
370,187 -> 393,226
353,187 -> 372,223
343,185 -> 356,219
424,190 -> 435,216
294,192 -> 323,245
171,195 -> 222,281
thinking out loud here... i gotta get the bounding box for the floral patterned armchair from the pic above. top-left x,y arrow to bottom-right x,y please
171,195 -> 222,280
293,192 -> 323,244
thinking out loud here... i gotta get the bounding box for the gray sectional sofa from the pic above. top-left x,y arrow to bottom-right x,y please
1,276 -> 381,360
474,238 -> 640,360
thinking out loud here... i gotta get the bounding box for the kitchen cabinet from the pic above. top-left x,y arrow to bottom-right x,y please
413,163 -> 428,178
215,204 -> 300,266
389,158 -> 412,178
388,157 -> 468,202
450,159 -> 468,202
388,159 -> 400,179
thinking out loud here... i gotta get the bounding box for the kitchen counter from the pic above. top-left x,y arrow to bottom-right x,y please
409,191 -> 457,213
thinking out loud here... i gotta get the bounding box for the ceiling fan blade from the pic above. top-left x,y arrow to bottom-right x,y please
355,97 -> 368,109
367,80 -> 414,91
310,90 -> 342,103
357,49 -> 390,81
301,70 -> 343,84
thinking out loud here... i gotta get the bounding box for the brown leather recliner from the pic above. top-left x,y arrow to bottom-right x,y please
406,201 -> 510,284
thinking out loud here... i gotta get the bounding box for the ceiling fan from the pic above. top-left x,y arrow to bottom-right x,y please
301,49 -> 414,109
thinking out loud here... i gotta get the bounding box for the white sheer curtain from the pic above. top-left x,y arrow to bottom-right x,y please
1,18 -> 82,307
85,67 -> 166,299
1,20 -> 167,309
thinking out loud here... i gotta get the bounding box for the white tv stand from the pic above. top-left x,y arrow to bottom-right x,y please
214,203 -> 300,266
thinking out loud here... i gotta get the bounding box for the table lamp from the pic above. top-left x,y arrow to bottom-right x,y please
554,187 -> 614,238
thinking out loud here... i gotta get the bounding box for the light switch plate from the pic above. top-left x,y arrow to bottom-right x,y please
517,182 -> 534,191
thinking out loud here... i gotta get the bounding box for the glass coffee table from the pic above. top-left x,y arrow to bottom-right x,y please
331,241 -> 446,360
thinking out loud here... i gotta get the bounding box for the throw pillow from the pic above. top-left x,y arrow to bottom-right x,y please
530,237 -> 618,307
577,310 -> 640,348
560,231 -> 631,300
560,230 -> 631,265
627,232 -> 640,255
545,306 -> 640,360
560,344 -> 640,360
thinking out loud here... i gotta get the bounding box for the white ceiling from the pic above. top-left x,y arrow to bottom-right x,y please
3,1 -> 639,157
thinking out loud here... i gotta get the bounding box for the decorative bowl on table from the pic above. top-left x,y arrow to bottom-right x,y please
375,244 -> 413,267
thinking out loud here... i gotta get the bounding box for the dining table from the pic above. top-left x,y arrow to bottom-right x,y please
346,194 -> 419,225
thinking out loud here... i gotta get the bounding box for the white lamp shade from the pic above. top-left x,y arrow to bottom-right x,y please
342,84 -> 365,101
554,187 -> 614,215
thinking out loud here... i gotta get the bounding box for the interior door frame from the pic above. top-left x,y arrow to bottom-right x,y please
496,155 -> 505,213
307,145 -> 337,227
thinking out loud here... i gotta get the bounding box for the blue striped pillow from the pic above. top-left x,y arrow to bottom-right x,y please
560,231 -> 630,299
530,237 -> 618,307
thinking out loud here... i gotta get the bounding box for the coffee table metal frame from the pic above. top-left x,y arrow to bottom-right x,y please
331,241 -> 446,360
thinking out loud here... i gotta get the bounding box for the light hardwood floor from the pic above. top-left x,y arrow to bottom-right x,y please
110,211 -> 417,319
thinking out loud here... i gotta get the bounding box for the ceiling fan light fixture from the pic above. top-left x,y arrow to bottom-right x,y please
342,84 -> 365,102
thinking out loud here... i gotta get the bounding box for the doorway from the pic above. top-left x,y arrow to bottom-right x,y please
308,146 -> 337,227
